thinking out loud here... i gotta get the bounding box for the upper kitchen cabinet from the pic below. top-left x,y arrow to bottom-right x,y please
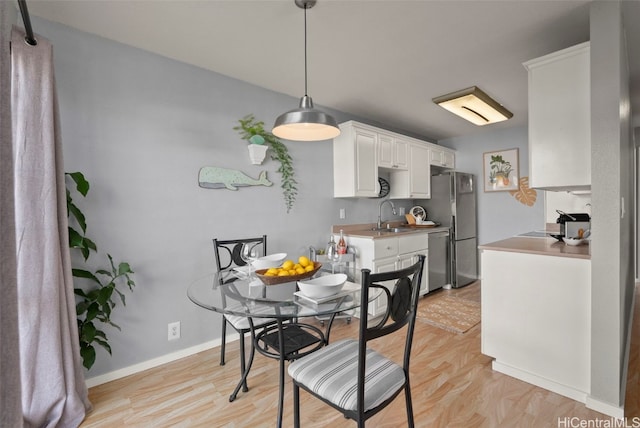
333,122 -> 379,197
378,132 -> 409,170
429,146 -> 455,169
524,42 -> 590,191
389,143 -> 431,199
334,120 -> 449,199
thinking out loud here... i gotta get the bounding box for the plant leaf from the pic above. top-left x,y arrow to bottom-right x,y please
97,286 -> 114,306
93,337 -> 111,354
509,176 -> 537,207
86,302 -> 100,322
72,269 -> 101,284
80,344 -> 96,370
67,171 -> 90,196
81,320 -> 97,342
118,262 -> 133,276
67,201 -> 86,233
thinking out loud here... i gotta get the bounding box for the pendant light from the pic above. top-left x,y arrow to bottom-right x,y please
272,0 -> 340,141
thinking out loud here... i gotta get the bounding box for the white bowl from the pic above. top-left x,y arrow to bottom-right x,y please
563,237 -> 586,246
297,274 -> 348,299
252,253 -> 287,270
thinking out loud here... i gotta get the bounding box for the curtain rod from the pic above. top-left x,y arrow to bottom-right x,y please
17,0 -> 37,46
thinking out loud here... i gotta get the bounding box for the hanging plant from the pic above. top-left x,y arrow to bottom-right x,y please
234,114 -> 298,212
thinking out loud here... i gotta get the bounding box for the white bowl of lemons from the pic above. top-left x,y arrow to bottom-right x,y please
297,273 -> 348,299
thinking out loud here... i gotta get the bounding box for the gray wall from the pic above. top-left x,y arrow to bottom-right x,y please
32,17 -> 417,378
589,1 -> 635,408
437,126 -> 544,245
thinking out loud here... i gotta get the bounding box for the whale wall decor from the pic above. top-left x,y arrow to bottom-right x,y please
198,166 -> 273,191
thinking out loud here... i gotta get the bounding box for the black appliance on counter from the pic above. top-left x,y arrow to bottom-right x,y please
552,211 -> 591,240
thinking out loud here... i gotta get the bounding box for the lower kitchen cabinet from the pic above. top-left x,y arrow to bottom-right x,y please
350,233 -> 429,318
481,248 -> 591,402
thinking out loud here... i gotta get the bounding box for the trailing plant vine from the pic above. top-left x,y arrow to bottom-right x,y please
234,114 -> 298,212
66,172 -> 136,370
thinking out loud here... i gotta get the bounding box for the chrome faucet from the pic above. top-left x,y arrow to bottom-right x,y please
377,199 -> 397,229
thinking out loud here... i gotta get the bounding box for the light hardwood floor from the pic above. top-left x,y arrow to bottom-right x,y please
80,282 -> 640,427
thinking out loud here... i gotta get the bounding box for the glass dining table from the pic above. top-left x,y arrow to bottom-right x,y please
187,269 -> 374,428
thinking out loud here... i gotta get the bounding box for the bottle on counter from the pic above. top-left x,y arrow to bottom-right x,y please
326,235 -> 336,257
337,229 -> 347,255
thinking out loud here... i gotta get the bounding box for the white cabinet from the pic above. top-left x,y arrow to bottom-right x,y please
524,42 -> 590,191
333,121 -> 452,200
481,248 -> 591,401
430,147 -> 455,169
409,143 -> 431,198
333,122 -> 379,197
388,143 -> 431,199
349,233 -> 429,318
378,132 -> 408,170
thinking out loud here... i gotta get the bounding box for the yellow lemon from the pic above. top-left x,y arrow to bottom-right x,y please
266,268 -> 278,275
293,263 -> 302,270
264,272 -> 276,276
298,256 -> 311,267
304,265 -> 315,272
277,270 -> 289,276
282,260 -> 295,270
295,267 -> 306,275
289,269 -> 297,275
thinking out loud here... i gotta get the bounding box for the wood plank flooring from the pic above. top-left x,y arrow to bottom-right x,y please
80,282 -> 640,427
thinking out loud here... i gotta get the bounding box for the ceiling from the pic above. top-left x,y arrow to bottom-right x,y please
25,0 -> 640,141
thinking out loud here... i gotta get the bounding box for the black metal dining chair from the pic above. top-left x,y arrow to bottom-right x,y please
288,255 -> 426,427
213,235 -> 278,401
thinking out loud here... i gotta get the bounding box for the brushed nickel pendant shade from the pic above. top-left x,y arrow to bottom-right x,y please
272,0 -> 340,141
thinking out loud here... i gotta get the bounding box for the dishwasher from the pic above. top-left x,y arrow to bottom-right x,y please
428,231 -> 450,291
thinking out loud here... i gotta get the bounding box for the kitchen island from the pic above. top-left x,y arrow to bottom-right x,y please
479,236 -> 591,403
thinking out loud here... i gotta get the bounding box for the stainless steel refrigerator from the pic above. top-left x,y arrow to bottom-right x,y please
424,172 -> 478,288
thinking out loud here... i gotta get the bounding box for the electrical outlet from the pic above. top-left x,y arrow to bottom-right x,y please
339,208 -> 346,219
399,207 -> 406,216
168,321 -> 180,341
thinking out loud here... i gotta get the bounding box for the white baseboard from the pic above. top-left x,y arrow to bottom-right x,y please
492,361 -> 588,404
585,396 -> 624,419
85,338 -> 222,388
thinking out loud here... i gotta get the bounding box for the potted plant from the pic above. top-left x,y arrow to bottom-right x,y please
234,115 -> 297,213
246,133 -> 269,165
66,172 -> 136,369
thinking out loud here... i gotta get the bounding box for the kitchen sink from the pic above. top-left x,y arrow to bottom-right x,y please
370,227 -> 410,233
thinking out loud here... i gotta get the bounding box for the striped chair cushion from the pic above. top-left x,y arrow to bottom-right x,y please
288,339 -> 406,412
224,314 -> 275,331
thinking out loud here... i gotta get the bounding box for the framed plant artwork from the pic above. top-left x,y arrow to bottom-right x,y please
483,148 -> 520,192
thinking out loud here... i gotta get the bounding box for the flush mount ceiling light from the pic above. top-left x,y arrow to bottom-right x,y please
272,0 -> 340,141
432,86 -> 513,126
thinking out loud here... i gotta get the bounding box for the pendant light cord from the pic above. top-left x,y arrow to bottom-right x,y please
303,5 -> 308,97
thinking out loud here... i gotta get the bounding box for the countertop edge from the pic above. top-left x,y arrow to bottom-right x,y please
479,237 -> 591,260
334,223 -> 449,239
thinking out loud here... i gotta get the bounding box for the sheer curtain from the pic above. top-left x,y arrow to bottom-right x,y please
0,3 -> 22,426
8,24 -> 91,426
